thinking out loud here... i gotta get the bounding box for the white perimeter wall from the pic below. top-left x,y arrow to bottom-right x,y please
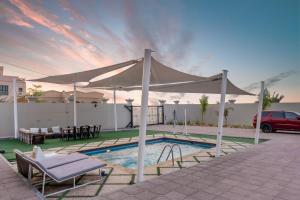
0,103 -> 130,138
1,102 -> 300,138
164,103 -> 300,126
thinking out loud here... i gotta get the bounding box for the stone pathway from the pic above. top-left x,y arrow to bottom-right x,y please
99,132 -> 300,200
0,155 -> 39,200
148,125 -> 296,139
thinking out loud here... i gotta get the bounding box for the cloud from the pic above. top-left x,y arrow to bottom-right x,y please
230,70 -> 299,98
9,0 -> 87,46
2,0 -> 195,85
58,0 -> 86,22
121,0 -> 194,65
169,93 -> 185,101
244,70 -> 299,92
186,55 -> 213,75
8,0 -> 113,67
0,2 -> 33,28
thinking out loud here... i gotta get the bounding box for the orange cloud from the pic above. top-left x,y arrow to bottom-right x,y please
8,0 -> 113,68
58,0 -> 86,22
0,4 -> 33,28
9,0 -> 87,46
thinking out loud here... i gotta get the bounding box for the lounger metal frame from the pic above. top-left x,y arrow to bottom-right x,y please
19,152 -> 104,197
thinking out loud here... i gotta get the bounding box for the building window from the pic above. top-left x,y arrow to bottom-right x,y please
18,88 -> 23,94
0,85 -> 9,95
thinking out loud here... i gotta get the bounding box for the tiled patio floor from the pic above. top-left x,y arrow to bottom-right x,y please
24,133 -> 252,199
0,155 -> 39,200
98,131 -> 300,200
2,127 -> 300,200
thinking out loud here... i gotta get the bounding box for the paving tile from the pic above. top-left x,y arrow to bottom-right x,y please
122,185 -> 145,195
190,191 -> 216,200
152,196 -> 171,200
165,191 -> 186,200
106,191 -> 130,200
135,190 -> 159,200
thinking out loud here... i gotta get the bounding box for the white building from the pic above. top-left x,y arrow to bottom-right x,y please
37,90 -> 104,103
0,66 -> 26,102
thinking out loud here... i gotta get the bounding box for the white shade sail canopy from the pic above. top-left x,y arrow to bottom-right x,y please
86,58 -> 252,95
87,57 -> 207,88
30,60 -> 138,84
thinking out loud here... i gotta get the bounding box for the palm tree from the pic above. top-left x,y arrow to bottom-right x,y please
261,89 -> 284,110
270,92 -> 284,103
224,107 -> 234,126
27,84 -> 43,103
199,95 -> 209,124
216,106 -> 234,126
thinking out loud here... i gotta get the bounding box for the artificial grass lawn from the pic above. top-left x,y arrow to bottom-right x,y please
0,129 -> 265,162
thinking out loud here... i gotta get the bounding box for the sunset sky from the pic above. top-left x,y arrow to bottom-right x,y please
0,0 -> 299,104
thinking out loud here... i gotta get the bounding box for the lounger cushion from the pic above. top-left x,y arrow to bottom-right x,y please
30,128 -> 39,134
37,153 -> 88,170
52,126 -> 61,133
35,147 -> 46,162
41,128 -> 48,133
46,158 -> 106,182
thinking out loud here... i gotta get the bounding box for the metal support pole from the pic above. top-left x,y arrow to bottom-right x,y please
13,78 -> 18,139
73,82 -> 77,126
137,49 -> 152,183
113,89 -> 118,131
42,173 -> 46,196
173,109 -> 176,134
216,70 -> 228,157
255,81 -> 264,144
184,108 -> 187,135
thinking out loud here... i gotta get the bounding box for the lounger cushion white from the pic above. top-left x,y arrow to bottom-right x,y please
41,128 -> 48,134
51,126 -> 61,133
30,128 -> 40,134
37,153 -> 88,170
46,158 -> 106,182
35,147 -> 46,162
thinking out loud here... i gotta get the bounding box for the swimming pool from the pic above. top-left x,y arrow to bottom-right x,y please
83,138 -> 214,169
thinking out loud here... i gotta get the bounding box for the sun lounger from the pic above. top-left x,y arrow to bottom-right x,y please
15,150 -> 106,197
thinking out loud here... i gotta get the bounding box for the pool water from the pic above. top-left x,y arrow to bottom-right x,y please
84,138 -> 214,169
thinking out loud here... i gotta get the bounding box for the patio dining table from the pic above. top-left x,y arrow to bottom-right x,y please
61,125 -> 95,140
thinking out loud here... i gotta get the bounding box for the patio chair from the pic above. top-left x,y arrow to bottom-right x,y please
98,125 -> 102,137
85,125 -> 91,139
91,125 -> 97,138
65,126 -> 72,141
15,150 -> 106,197
73,126 -> 78,140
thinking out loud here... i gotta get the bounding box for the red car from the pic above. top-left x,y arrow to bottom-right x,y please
253,111 -> 300,133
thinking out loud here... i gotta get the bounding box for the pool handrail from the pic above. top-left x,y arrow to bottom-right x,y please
157,144 -> 172,164
166,144 -> 183,163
